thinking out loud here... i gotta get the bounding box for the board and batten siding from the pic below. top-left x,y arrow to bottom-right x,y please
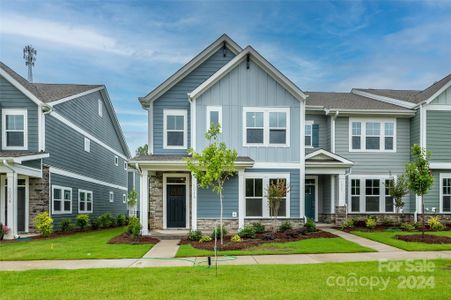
153,47 -> 236,155
54,90 -> 127,155
197,174 -> 238,219
195,59 -> 301,162
429,86 -> 451,105
0,76 -> 39,151
305,113 -> 328,154
427,111 -> 451,162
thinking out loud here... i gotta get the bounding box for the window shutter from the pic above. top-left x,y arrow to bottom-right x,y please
312,124 -> 319,148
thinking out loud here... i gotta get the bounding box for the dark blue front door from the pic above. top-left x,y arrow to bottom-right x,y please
305,179 -> 315,220
167,184 -> 186,228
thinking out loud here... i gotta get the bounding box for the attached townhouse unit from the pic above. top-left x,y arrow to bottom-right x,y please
130,34 -> 451,234
0,62 -> 130,239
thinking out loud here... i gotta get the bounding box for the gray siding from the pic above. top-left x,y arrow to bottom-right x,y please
50,173 -> 127,228
429,86 -> 451,105
54,90 -> 127,155
423,171 -> 441,212
45,115 -> 127,187
410,110 -> 420,150
427,111 -> 451,162
197,174 -> 238,218
318,175 -> 331,213
196,59 -> 301,162
153,47 -> 236,155
306,113 -> 328,154
0,76 -> 39,152
22,159 -> 42,170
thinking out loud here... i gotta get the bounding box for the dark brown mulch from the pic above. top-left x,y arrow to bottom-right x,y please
395,234 -> 451,244
339,224 -> 451,233
108,232 -> 160,244
179,230 -> 337,251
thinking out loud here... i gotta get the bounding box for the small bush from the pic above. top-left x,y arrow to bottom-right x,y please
76,214 -> 90,230
278,221 -> 292,232
428,216 -> 445,231
199,235 -> 212,243
365,217 -> 377,230
231,234 -> 241,242
90,217 -> 101,230
238,225 -> 257,239
60,218 -> 73,232
400,222 -> 415,232
188,230 -> 203,241
340,218 -> 354,230
251,222 -> 265,233
211,226 -> 227,239
262,232 -> 276,240
34,212 -> 53,237
304,218 -> 316,232
116,214 -> 127,226
127,216 -> 141,238
99,213 -> 114,228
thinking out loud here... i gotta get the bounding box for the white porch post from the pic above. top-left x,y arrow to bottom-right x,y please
330,175 -> 336,214
140,169 -> 149,235
191,174 -> 197,230
300,99 -> 306,219
5,172 -> 18,239
338,174 -> 346,207
238,169 -> 245,229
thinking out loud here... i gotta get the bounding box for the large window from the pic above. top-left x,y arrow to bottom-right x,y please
2,109 -> 27,150
441,176 -> 451,213
365,179 -> 380,212
349,176 -> 396,213
351,179 -> 360,212
243,108 -> 289,147
385,179 -> 394,212
245,178 -> 263,217
163,109 -> 187,149
305,122 -> 313,147
52,186 -> 72,214
349,119 -> 396,152
206,106 -> 222,132
79,190 -> 93,213
269,178 -> 287,217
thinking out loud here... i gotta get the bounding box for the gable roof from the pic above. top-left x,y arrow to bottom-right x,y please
189,46 -> 307,101
305,149 -> 353,167
139,34 -> 242,107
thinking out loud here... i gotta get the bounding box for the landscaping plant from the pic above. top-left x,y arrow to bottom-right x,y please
400,222 -> 415,232
231,234 -> 241,242
266,179 -> 290,232
199,235 -> 212,243
238,225 -> 257,239
405,144 -> 434,237
76,214 -> 90,230
99,213 -> 114,228
127,216 -> 142,239
304,218 -> 316,232
128,189 -> 138,214
34,212 -> 53,237
388,174 -> 410,213
428,216 -> 445,231
116,214 -> 127,226
188,230 -> 203,241
365,217 -> 377,230
251,222 -> 265,233
91,217 -> 101,230
279,221 -> 293,232
60,218 -> 73,232
0,223 -> 10,240
212,225 -> 227,240
186,124 -> 237,245
340,218 -> 354,230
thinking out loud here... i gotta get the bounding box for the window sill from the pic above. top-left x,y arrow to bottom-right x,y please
348,149 -> 396,153
243,144 -> 290,148
163,146 -> 187,150
78,211 -> 93,214
2,146 -> 28,151
52,211 -> 72,215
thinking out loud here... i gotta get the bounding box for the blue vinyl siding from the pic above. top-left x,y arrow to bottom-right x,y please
197,174 -> 238,218
153,47 -> 236,155
306,114 -> 328,154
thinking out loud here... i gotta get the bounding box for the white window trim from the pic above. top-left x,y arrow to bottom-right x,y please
242,107 -> 290,147
98,99 -> 103,117
84,137 -> 91,152
348,118 -> 397,152
244,172 -> 290,218
163,109 -> 187,149
2,108 -> 28,150
124,161 -> 128,170
109,191 -> 114,203
206,106 -> 222,132
305,120 -> 313,148
122,193 -> 127,204
78,189 -> 93,213
440,173 -> 451,213
52,185 -> 72,214
114,156 -> 119,166
347,175 -> 396,213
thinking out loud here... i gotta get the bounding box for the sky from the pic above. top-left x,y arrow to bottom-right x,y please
1,0 -> 450,153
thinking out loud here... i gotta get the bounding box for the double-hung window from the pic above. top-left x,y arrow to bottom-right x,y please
2,109 -> 27,150
349,118 -> 396,152
351,122 -> 361,150
349,176 -> 396,213
365,122 -> 380,150
245,178 -> 263,217
351,179 -> 360,212
79,190 -> 93,213
243,108 -> 289,146
206,106 -> 222,132
305,122 -> 313,147
52,186 -> 72,214
365,179 -> 380,212
441,175 -> 451,213
269,178 -> 287,217
163,109 -> 187,149
385,179 -> 394,212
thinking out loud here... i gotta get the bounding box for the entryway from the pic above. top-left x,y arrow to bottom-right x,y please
163,173 -> 189,229
0,175 -> 29,233
305,177 -> 317,221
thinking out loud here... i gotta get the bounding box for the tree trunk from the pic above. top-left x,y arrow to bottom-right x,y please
421,194 -> 425,238
220,190 -> 224,245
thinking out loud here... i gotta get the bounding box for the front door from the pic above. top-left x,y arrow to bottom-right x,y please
305,178 -> 316,220
166,184 -> 186,228
17,183 -> 26,232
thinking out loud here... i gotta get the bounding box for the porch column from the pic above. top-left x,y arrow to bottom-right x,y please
5,172 -> 18,239
140,169 -> 149,235
191,174 -> 197,230
330,175 -> 335,214
338,174 -> 346,207
238,169 -> 245,229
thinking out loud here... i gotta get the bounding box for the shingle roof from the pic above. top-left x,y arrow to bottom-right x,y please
0,151 -> 47,158
0,62 -> 102,103
305,92 -> 409,110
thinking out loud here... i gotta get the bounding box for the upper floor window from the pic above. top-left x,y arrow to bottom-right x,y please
98,99 -> 103,117
114,156 -> 119,166
84,137 -> 91,152
52,185 -> 72,214
206,106 -> 222,132
109,191 -> 114,203
305,121 -> 313,147
122,194 -> 127,204
163,109 -> 187,149
124,161 -> 128,170
2,109 -> 27,150
349,118 -> 396,152
243,107 -> 289,147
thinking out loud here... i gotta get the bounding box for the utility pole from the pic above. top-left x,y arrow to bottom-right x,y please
23,45 -> 37,82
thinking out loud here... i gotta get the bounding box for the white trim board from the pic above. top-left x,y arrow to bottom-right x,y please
49,87 -> 105,106
351,89 -> 416,109
163,109 -> 188,150
1,108 -> 28,150
0,68 -> 44,106
49,167 -> 127,191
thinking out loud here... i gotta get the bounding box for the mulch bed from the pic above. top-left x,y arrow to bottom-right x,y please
108,232 -> 159,244
179,230 -> 337,251
395,234 -> 451,244
339,224 -> 451,233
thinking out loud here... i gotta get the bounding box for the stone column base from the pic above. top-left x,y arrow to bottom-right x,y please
334,206 -> 347,226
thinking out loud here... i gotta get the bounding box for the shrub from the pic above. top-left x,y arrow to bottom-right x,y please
428,216 -> 445,231
251,222 -> 265,233
199,235 -> 212,243
60,218 -> 73,232
99,213 -> 114,228
400,222 -> 415,232
304,218 -> 316,232
238,225 -> 256,239
0,223 -> 10,240
231,234 -> 241,242
34,212 -> 53,237
76,214 -> 90,230
116,214 -> 127,226
90,217 -> 101,230
127,216 -> 141,239
262,232 -> 275,240
340,218 -> 354,230
278,221 -> 292,232
188,230 -> 203,241
211,226 -> 227,239
365,217 -> 377,230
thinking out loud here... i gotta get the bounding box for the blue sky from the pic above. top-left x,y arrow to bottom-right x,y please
1,0 -> 450,153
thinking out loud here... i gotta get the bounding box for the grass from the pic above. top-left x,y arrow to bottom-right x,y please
352,230 -> 451,251
0,227 -> 153,260
176,237 -> 374,257
1,260 -> 450,299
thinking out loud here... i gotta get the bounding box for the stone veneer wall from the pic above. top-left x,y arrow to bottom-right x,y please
28,166 -> 50,232
244,218 -> 304,230
197,219 -> 239,233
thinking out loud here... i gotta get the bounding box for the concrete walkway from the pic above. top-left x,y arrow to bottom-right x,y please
143,240 -> 180,258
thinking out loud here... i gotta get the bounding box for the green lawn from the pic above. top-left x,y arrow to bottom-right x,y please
0,227 -> 153,260
1,260 -> 450,299
176,237 -> 374,257
352,230 -> 451,251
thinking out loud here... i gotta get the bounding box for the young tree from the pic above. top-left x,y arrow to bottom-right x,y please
128,189 -> 138,215
135,144 -> 148,156
405,144 -> 434,237
186,124 -> 237,245
388,174 -> 410,214
266,179 -> 290,232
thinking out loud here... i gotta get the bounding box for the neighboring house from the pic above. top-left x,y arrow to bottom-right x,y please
0,62 -> 130,239
130,34 -> 450,234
